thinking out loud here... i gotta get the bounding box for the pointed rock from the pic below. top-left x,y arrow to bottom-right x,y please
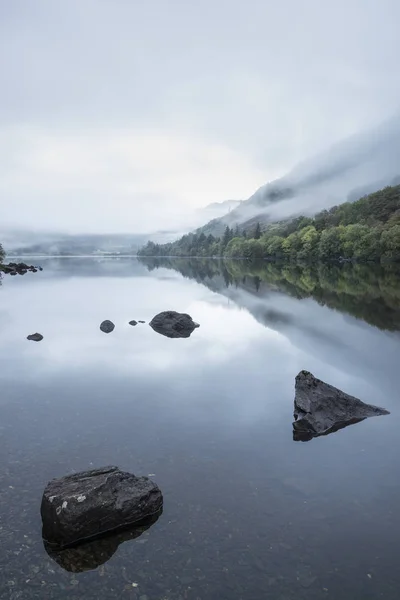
293,370 -> 389,441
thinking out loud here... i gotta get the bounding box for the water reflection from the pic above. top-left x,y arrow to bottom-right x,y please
293,417 -> 367,442
44,512 -> 162,572
140,258 -> 400,331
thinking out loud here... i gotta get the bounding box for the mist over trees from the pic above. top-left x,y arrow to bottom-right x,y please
138,184 -> 400,262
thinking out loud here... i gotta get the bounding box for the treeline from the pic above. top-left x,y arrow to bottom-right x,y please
138,185 -> 400,262
138,224 -> 254,259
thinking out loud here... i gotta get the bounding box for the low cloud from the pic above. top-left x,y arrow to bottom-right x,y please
0,126 -> 264,233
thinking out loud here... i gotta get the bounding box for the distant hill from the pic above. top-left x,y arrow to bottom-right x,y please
1,230 -> 176,257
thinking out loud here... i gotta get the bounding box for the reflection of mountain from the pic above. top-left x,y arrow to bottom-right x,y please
140,258 -> 400,332
44,512 -> 161,572
139,258 -> 400,399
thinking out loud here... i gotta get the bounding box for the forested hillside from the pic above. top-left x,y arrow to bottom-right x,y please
138,185 -> 400,262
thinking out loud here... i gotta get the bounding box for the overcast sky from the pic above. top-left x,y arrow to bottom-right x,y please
1,0 -> 400,233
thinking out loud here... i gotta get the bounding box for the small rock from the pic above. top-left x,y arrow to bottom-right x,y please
129,320 -> 138,326
138,320 -> 145,324
27,333 -> 43,342
100,320 -> 115,334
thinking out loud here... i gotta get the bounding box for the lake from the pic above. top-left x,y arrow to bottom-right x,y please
1,257 -> 400,600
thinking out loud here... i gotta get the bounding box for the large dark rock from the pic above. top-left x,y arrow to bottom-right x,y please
149,311 -> 200,338
100,320 -> 115,333
293,371 -> 389,441
44,512 -> 161,572
41,466 -> 163,549
27,333 -> 43,342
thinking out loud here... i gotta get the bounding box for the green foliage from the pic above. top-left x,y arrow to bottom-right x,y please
139,184 -> 400,262
0,243 -> 4,262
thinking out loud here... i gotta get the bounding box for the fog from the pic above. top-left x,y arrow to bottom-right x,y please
221,113 -> 400,228
1,0 -> 400,235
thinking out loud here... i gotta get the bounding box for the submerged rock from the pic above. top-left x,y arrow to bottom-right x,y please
129,320 -> 138,326
27,333 -> 43,342
44,512 -> 161,572
41,466 -> 163,549
293,371 -> 389,441
100,320 -> 115,333
149,311 -> 200,339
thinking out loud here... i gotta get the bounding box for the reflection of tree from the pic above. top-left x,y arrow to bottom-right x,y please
139,257 -> 400,332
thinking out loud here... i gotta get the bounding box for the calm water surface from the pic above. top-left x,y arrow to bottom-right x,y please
1,258 -> 400,599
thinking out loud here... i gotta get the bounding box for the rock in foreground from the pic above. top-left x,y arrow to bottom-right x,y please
293,371 -> 389,441
27,333 -> 43,342
41,466 -> 163,549
129,320 -> 138,326
149,311 -> 199,338
100,320 -> 115,333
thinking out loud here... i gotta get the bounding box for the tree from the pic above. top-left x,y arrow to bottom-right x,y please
225,237 -> 245,258
298,226 -> 320,259
264,235 -> 284,257
222,226 -> 233,247
254,222 -> 261,240
282,232 -> 302,259
318,227 -> 343,260
381,224 -> 400,260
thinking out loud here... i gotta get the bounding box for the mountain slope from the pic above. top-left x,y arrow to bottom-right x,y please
197,113 -> 400,236
138,184 -> 400,262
